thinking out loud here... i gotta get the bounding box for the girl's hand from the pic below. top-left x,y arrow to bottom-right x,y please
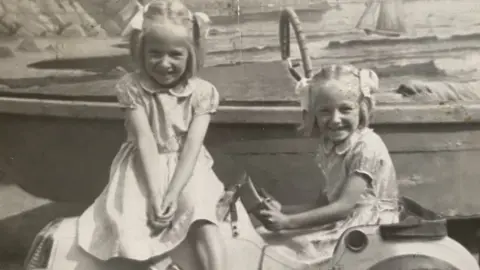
147,191 -> 177,236
258,188 -> 282,211
160,190 -> 178,219
147,201 -> 171,236
265,199 -> 282,212
259,209 -> 294,232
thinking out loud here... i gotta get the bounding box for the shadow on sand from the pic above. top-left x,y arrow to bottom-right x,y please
27,55 -> 134,74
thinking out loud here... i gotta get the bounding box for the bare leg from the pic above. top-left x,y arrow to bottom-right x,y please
188,220 -> 227,270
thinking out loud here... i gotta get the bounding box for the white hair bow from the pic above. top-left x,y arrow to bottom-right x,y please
294,77 -> 311,111
130,2 -> 149,30
128,1 -> 211,38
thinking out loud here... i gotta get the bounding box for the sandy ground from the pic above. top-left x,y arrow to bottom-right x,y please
0,37 -> 127,79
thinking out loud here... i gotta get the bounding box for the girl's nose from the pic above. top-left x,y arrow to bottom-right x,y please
158,56 -> 172,69
330,110 -> 342,125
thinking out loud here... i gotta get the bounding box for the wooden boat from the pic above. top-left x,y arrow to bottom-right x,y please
184,0 -> 332,25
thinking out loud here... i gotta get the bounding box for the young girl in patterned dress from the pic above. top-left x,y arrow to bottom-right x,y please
258,64 -> 400,267
77,1 -> 226,269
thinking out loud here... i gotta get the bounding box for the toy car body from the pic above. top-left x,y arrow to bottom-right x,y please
24,197 -> 479,270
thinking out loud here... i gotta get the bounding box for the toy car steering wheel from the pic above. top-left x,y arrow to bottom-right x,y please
279,7 -> 313,81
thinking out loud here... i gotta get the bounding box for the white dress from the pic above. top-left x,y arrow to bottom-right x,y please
77,72 -> 225,261
258,128 -> 400,267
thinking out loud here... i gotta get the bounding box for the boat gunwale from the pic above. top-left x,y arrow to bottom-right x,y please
1,96 -> 480,125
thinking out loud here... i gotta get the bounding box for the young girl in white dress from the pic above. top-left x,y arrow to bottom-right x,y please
258,64 -> 400,267
77,1 -> 226,269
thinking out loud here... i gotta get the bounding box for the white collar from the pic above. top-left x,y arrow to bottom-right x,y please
136,72 -> 194,97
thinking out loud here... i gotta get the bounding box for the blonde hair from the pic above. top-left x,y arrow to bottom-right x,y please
302,64 -> 379,136
129,0 -> 210,82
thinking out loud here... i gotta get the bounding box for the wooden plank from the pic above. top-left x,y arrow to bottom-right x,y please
392,150 -> 480,217
0,97 -> 122,120
374,104 -> 480,124
3,97 -> 480,125
215,128 -> 480,154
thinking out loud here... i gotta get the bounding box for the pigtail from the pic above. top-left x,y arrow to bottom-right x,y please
191,13 -> 204,69
299,66 -> 325,137
192,12 -> 211,70
358,68 -> 378,128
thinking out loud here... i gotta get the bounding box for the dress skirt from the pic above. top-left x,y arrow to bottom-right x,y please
77,142 -> 225,261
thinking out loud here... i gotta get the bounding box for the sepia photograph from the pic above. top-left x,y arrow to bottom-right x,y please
1,0 -> 480,269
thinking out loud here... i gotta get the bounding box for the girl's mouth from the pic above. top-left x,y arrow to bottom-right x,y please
328,126 -> 349,132
153,63 -> 175,76
159,72 -> 174,77
156,68 -> 175,75
155,71 -> 177,80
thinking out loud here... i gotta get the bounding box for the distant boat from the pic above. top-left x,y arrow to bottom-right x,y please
184,0 -> 332,25
355,0 -> 407,37
122,0 -> 331,36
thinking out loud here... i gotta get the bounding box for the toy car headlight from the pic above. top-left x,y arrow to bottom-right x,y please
24,219 -> 62,270
344,229 -> 369,253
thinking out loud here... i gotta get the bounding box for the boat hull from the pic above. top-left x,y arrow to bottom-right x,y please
2,104 -> 480,217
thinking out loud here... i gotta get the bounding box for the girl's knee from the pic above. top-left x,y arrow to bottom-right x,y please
188,220 -> 219,241
188,220 -> 227,269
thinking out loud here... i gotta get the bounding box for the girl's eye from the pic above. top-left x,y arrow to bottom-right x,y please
340,107 -> 353,113
338,104 -> 355,113
170,51 -> 186,58
318,108 -> 330,114
149,51 -> 164,58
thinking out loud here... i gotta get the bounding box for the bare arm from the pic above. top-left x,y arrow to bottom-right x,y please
287,174 -> 368,229
281,204 -> 317,214
166,114 -> 211,197
125,108 -> 164,200
280,192 -> 329,214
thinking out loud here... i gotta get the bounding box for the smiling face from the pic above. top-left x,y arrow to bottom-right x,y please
142,23 -> 190,87
312,79 -> 361,144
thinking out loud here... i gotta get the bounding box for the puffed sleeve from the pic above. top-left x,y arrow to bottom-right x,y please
346,141 -> 383,186
192,80 -> 220,116
115,73 -> 144,109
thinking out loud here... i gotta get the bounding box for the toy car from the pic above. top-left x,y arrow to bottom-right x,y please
24,193 -> 479,270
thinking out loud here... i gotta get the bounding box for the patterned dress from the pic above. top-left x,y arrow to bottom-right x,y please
77,72 -> 225,261
258,128 -> 400,267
